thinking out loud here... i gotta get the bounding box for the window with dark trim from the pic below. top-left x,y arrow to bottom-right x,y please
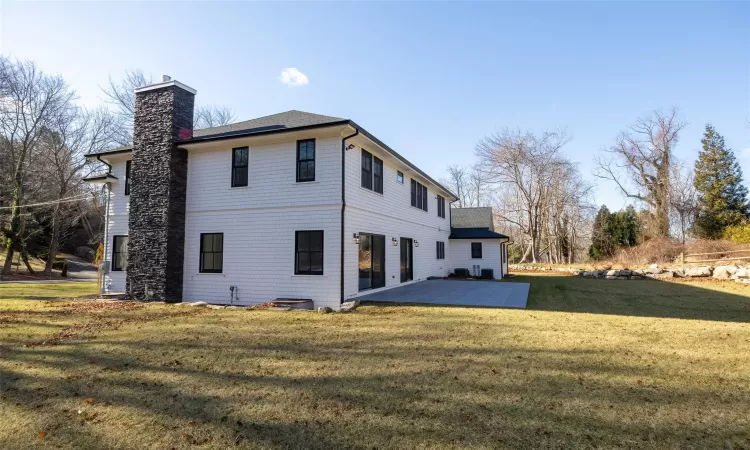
199,233 -> 224,273
436,241 -> 445,260
231,147 -> 249,187
296,139 -> 316,182
397,171 -> 404,184
373,156 -> 383,194
124,160 -> 131,195
361,149 -> 372,190
471,242 -> 483,259
437,195 -> 445,218
112,235 -> 128,271
410,179 -> 428,211
295,230 -> 324,275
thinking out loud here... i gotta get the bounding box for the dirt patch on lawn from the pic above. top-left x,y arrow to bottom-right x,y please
25,301 -> 204,347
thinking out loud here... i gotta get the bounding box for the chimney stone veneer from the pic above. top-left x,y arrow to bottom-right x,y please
126,81 -> 195,302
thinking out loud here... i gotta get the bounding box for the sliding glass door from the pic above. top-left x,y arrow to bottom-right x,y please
358,233 -> 385,291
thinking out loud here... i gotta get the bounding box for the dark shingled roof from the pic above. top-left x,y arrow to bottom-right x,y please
192,110 -> 346,139
449,227 -> 509,240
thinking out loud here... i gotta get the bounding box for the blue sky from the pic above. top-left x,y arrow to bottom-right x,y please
1,1 -> 748,209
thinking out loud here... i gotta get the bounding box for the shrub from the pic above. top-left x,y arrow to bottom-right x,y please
722,223 -> 750,244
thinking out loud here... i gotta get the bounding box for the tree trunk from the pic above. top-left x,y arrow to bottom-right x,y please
1,186 -> 22,275
44,214 -> 61,277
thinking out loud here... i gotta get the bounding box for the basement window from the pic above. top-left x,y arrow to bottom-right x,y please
200,233 -> 224,273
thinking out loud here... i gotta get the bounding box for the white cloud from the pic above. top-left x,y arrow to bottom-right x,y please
279,68 -> 309,87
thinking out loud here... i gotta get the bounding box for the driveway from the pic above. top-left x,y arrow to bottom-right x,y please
354,279 -> 530,308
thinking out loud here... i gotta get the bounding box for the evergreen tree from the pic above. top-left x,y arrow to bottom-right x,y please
610,205 -> 640,247
589,205 -> 614,260
693,124 -> 749,238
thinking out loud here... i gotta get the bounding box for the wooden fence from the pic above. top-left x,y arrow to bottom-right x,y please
680,249 -> 750,270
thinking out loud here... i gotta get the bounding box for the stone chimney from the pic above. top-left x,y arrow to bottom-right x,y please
126,78 -> 196,302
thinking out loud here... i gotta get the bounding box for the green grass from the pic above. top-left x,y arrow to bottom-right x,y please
0,277 -> 749,449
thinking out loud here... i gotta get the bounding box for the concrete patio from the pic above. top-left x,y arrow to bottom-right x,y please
354,279 -> 530,308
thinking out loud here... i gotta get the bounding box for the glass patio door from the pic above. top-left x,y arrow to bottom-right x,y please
358,233 -> 385,291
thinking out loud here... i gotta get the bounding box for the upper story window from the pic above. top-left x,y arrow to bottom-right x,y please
112,235 -> 128,271
397,171 -> 404,184
410,179 -> 428,212
295,230 -> 324,275
296,139 -> 316,182
200,233 -> 224,273
437,195 -> 446,219
361,149 -> 383,194
231,147 -> 249,187
471,242 -> 483,259
124,160 -> 131,195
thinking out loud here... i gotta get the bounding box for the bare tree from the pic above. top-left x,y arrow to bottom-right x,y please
38,106 -> 115,276
475,129 -> 574,263
594,107 -> 687,238
442,165 -> 468,208
101,69 -> 235,145
0,57 -> 74,275
195,105 -> 235,129
669,160 -> 698,244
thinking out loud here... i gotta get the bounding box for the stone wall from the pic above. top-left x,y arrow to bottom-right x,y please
127,84 -> 194,302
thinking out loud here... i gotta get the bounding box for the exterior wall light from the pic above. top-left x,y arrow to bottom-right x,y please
352,233 -> 360,244
392,237 -> 398,246
413,240 -> 419,247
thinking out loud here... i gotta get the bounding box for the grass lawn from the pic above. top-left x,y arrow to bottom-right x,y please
0,277 -> 749,449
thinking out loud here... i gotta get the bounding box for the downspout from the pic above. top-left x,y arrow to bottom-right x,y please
340,127 -> 359,304
97,155 -> 113,176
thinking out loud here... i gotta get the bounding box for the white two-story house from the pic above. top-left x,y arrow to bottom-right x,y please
85,77 -> 508,309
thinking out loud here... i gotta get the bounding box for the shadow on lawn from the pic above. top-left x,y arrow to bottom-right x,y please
505,274 -> 750,323
1,331 -> 748,449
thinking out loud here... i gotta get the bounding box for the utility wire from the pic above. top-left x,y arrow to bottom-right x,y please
0,193 -> 93,210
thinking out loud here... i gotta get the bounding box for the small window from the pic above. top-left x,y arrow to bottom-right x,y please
112,235 -> 128,271
437,195 -> 445,218
232,147 -> 249,187
436,241 -> 445,260
296,139 -> 315,182
410,179 -> 428,212
124,160 -> 131,195
361,149 -> 373,190
373,156 -> 383,194
471,242 -> 483,259
295,230 -> 324,275
397,171 -> 404,184
200,233 -> 224,273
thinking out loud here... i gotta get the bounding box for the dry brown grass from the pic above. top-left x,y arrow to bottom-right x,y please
1,279 -> 749,449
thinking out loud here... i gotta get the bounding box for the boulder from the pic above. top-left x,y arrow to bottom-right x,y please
317,306 -> 333,314
187,301 -> 208,307
734,267 -> 749,279
606,270 -> 617,277
645,264 -> 664,274
713,265 -> 738,280
683,266 -> 712,277
340,300 -> 360,313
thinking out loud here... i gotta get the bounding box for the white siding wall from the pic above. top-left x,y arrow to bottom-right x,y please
102,159 -> 129,293
183,136 -> 342,309
344,145 -> 451,300
448,239 -> 503,279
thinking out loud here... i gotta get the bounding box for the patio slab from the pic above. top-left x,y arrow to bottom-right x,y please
354,279 -> 529,308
